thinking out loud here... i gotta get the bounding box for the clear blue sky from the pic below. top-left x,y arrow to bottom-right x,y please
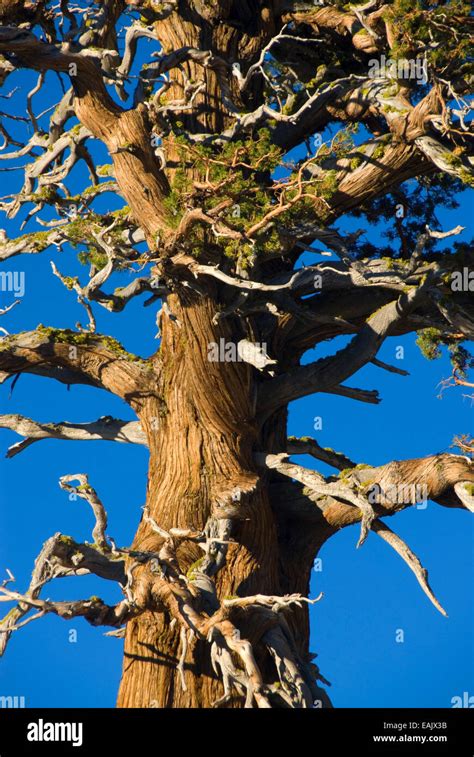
0,57 -> 472,709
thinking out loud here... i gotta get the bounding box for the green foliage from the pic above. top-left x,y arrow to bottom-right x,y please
458,169 -> 474,188
386,0 -> 472,70
163,174 -> 187,228
58,535 -> 74,546
62,276 -> 78,290
351,172 -> 467,260
163,128 -> 288,255
111,205 -> 130,220
82,181 -> 116,197
416,327 -> 474,376
449,344 -> 474,378
186,557 -> 205,580
416,328 -> 444,360
372,136 -> 391,161
96,164 -> 114,177
66,216 -> 100,246
37,325 -> 97,346
35,326 -> 145,363
15,230 -> 54,251
65,209 -> 130,269
32,186 -> 60,203
77,249 -> 108,268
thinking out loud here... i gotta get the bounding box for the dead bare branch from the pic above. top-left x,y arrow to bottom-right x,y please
0,414 -> 146,458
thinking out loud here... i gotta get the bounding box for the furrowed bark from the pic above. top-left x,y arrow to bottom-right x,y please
116,292 -> 283,707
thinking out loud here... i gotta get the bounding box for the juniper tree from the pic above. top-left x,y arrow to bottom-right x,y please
0,0 -> 473,709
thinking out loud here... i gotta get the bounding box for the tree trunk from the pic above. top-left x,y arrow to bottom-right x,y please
117,291 -> 312,708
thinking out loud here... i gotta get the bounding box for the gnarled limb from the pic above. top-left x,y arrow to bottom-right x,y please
0,25 -> 171,241
0,585 -> 132,629
260,283 -> 429,415
371,519 -> 447,617
59,474 -> 110,549
268,451 -> 474,615
287,436 -> 356,471
260,452 -> 376,546
0,328 -> 154,405
0,414 -> 146,458
0,531 -> 127,656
